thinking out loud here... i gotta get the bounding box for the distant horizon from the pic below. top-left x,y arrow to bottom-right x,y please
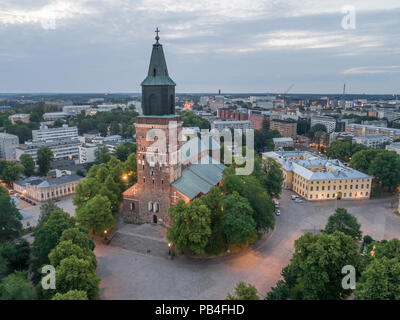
0,92 -> 398,97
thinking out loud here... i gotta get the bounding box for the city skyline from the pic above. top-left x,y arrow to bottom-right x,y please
0,1 -> 399,94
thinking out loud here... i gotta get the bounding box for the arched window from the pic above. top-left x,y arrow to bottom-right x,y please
169,94 -> 174,114
148,202 -> 153,212
154,202 -> 159,213
130,203 -> 135,211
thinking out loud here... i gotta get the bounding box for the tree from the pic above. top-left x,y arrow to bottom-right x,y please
115,142 -> 136,161
59,227 -> 94,251
55,255 -> 100,300
0,161 -> 24,186
0,195 -> 22,242
324,208 -> 362,240
76,195 -> 115,235
223,170 -> 275,232
37,200 -> 60,229
327,141 -> 352,162
167,199 -> 212,254
52,290 -> 88,300
95,146 -> 112,164
31,211 -> 75,284
73,178 -> 101,210
266,280 -> 290,300
255,157 -> 284,199
350,149 -> 379,173
355,257 -> 400,300
20,154 -> 35,176
288,231 -> 360,300
0,271 -> 36,300
0,238 -> 31,272
201,187 -> 225,254
226,281 -> 259,300
37,146 -> 53,176
369,150 -> 400,191
49,240 -> 97,273
222,192 -> 257,244
123,153 -> 138,187
110,121 -> 121,135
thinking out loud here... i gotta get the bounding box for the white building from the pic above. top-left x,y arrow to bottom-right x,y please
63,105 -> 92,116
16,138 -> 81,162
386,142 -> 400,155
311,116 -> 336,133
32,125 -> 78,141
0,133 -> 19,160
273,137 -> 294,150
43,112 -> 68,121
78,144 -> 98,164
211,120 -> 254,131
353,134 -> 391,149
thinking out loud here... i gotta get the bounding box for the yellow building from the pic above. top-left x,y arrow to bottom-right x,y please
263,151 -> 372,201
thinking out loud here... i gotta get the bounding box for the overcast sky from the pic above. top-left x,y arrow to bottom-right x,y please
0,0 -> 399,94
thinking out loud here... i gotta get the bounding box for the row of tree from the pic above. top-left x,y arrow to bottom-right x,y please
265,208 -> 400,300
73,151 -> 137,236
327,140 -> 400,191
166,155 -> 283,255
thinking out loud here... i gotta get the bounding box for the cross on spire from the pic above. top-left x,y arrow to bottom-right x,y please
155,27 -> 160,43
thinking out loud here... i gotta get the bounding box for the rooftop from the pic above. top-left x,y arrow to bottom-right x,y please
15,174 -> 83,188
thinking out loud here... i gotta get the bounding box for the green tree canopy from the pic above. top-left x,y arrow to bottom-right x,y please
0,238 -> 31,272
324,208 -> 362,240
0,271 -> 36,300
0,161 -> 24,186
226,281 -> 259,300
350,149 -> 379,173
255,157 -> 284,199
20,154 -> 35,176
369,150 -> 400,191
52,290 -> 88,300
167,199 -> 212,254
55,255 -> 100,300
115,142 -> 136,161
76,195 -> 115,235
0,194 -> 22,242
222,192 -> 257,244
288,231 -> 360,300
37,146 -> 53,176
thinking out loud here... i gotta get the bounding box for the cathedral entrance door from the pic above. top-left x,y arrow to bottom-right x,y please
153,215 -> 158,224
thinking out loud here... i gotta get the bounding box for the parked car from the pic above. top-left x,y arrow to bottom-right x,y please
295,198 -> 303,203
291,195 -> 298,200
54,198 -> 60,202
275,209 -> 281,216
20,196 -> 25,201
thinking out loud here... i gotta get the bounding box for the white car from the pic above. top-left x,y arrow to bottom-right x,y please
295,198 -> 303,203
275,209 -> 281,216
291,195 -> 298,200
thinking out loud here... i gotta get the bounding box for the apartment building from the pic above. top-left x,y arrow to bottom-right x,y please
346,123 -> 400,141
0,133 -> 19,160
310,116 -> 337,133
16,138 -> 81,162
32,125 -> 78,141
270,119 -> 297,139
211,120 -> 254,131
353,134 -> 391,149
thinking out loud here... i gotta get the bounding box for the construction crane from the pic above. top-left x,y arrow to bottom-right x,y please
278,84 -> 294,107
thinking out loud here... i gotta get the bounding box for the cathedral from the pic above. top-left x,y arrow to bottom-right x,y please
122,30 -> 225,226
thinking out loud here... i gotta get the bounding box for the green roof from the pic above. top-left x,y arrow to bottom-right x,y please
141,42 -> 176,87
171,156 -> 226,199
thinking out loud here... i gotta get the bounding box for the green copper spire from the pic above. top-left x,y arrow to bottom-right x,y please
141,28 -> 176,116
141,28 -> 176,87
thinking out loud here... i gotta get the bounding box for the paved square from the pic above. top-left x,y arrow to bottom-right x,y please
95,190 -> 400,300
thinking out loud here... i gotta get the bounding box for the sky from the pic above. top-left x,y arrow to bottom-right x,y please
0,0 -> 399,94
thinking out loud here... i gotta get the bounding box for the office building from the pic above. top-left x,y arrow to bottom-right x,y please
32,124 -> 78,141
270,119 -> 297,139
353,134 -> 391,148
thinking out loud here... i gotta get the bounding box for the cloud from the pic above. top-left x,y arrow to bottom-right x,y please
341,66 -> 400,74
0,0 -> 96,26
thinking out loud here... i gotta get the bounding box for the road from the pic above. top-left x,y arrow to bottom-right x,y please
95,190 -> 400,300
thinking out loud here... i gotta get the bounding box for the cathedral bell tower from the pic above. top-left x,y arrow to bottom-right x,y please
122,29 -> 183,226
